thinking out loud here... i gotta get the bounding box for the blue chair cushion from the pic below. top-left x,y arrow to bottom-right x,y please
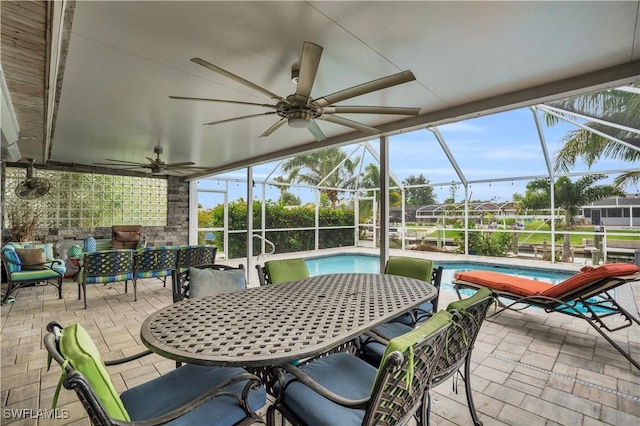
389,301 -> 434,325
361,322 -> 413,367
277,352 -> 377,426
121,364 -> 266,425
2,246 -> 22,272
81,272 -> 134,284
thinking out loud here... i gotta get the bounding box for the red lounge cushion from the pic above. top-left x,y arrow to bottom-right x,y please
456,264 -> 640,299
454,271 -> 552,297
540,263 -> 640,299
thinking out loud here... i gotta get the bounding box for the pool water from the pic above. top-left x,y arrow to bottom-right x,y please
304,254 -> 611,314
304,254 -> 571,295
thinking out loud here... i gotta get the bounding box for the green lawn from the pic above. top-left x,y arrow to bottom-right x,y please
404,222 -> 640,246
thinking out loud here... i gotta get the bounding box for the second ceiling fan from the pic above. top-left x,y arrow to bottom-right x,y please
171,41 -> 420,141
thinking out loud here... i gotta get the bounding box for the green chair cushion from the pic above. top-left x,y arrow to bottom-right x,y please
188,267 -> 246,298
446,287 -> 494,312
264,258 -> 309,285
378,310 -> 453,391
59,324 -> 130,421
385,257 -> 434,282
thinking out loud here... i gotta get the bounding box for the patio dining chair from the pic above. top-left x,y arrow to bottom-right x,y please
44,321 -> 266,425
453,263 -> 640,370
134,245 -> 179,288
255,258 -> 309,286
267,310 -> 453,426
77,249 -> 136,309
360,288 -> 495,426
385,256 -> 443,326
176,245 -> 217,273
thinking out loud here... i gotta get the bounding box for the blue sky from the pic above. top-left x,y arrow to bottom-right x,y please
197,107 -> 638,208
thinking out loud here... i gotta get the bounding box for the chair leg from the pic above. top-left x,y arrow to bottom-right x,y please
133,278 -> 137,302
82,283 -> 88,309
463,351 -> 483,426
419,390 -> 430,426
56,277 -> 63,299
266,404 -> 277,426
1,283 -> 15,304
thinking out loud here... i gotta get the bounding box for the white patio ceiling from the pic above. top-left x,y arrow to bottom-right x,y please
8,1 -> 640,175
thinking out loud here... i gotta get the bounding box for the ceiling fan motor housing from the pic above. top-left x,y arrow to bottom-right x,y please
288,110 -> 313,128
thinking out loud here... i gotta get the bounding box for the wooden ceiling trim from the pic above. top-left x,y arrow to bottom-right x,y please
0,0 -> 49,162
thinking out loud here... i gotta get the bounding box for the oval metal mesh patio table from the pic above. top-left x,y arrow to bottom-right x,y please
141,273 -> 437,367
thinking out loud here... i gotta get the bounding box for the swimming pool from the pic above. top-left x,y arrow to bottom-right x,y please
304,254 -> 571,295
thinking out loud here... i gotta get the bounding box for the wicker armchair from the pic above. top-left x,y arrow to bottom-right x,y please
267,311 -> 452,426
360,288 -> 495,426
43,321 -> 266,426
78,249 -> 135,309
111,225 -> 143,250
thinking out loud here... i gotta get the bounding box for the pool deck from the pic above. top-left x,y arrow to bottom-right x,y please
1,248 -> 639,425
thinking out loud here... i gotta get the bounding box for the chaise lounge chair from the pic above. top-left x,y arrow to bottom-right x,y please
452,263 -> 640,370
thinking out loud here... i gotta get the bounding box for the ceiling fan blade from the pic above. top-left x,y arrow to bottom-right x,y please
322,106 -> 420,115
295,42 -> 323,100
191,58 -> 286,103
170,166 -> 211,171
319,115 -> 380,134
93,164 -> 148,169
169,96 -> 277,109
260,118 -> 287,138
99,159 -> 145,165
313,70 -> 416,108
308,120 -> 326,141
164,162 -> 196,168
145,157 -> 157,163
204,111 -> 278,126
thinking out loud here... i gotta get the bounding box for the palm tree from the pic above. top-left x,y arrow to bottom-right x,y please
544,86 -> 640,187
523,175 -> 625,261
360,163 -> 401,206
281,148 -> 359,208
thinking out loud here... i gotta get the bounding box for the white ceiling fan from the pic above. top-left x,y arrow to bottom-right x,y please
171,41 -> 420,141
94,147 -> 209,176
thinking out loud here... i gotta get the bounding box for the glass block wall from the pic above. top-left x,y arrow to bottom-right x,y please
4,167 -> 168,228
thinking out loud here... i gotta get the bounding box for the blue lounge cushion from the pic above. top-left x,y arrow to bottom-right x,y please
278,352 -> 376,426
121,364 -> 266,425
2,246 -> 22,272
31,243 -> 55,261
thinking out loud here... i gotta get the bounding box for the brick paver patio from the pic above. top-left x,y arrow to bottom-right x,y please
2,256 -> 639,425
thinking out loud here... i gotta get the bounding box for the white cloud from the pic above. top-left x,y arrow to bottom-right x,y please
437,121 -> 486,133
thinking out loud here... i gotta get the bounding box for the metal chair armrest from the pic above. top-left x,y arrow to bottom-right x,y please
277,363 -> 370,410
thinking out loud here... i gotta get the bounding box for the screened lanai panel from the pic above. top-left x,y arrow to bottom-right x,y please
438,109 -> 551,183
533,107 -> 640,177
387,130 -> 460,188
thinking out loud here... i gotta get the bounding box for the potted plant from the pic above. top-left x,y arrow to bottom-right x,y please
8,203 -> 41,243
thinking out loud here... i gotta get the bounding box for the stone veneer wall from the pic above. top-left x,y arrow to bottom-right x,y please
1,161 -> 190,247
